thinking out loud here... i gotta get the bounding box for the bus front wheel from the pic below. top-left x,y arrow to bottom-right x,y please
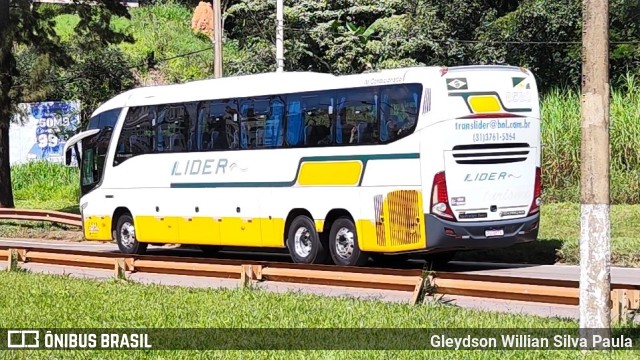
115,214 -> 147,255
286,215 -> 328,264
329,217 -> 368,266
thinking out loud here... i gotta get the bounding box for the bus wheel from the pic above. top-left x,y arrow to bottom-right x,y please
329,217 -> 368,266
287,215 -> 328,264
115,214 -> 147,255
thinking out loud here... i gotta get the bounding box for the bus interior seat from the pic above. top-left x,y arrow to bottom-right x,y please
356,122 -> 371,143
169,133 -> 185,152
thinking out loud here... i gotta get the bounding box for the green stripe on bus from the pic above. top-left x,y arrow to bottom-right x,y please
170,152 -> 420,189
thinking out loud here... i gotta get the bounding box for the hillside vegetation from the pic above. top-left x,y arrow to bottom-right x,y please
12,0 -> 640,204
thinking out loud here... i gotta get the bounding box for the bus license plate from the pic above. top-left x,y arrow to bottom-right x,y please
485,229 -> 504,237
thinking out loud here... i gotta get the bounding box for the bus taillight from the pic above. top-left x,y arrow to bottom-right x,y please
431,171 -> 456,221
528,167 -> 542,216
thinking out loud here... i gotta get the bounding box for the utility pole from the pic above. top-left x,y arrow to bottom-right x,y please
212,0 -> 223,78
579,0 -> 611,341
275,0 -> 284,72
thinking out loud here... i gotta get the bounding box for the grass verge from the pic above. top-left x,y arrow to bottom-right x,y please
0,271 -> 636,358
0,162 -> 81,240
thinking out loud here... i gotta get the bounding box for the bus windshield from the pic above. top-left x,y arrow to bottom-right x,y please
80,128 -> 113,195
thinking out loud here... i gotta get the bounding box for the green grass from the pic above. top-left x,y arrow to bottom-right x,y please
11,161 -> 79,207
0,271 -> 636,358
541,73 -> 640,204
0,162 -> 81,240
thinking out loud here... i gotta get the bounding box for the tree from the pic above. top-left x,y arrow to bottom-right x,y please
0,1 -> 133,208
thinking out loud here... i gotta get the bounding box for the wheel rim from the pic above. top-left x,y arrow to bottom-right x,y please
334,227 -> 355,259
120,221 -> 136,248
293,226 -> 313,258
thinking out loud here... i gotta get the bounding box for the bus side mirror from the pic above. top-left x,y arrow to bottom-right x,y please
64,143 -> 80,167
65,149 -> 73,166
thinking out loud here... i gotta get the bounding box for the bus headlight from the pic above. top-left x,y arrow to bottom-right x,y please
80,202 -> 88,217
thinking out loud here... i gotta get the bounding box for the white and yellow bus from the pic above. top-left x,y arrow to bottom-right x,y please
64,65 -> 542,266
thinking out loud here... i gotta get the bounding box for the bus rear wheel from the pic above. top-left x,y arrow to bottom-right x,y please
286,215 -> 328,264
115,214 -> 147,255
329,217 -> 368,266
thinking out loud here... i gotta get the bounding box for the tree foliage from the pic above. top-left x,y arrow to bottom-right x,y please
0,0 -> 134,208
223,0 -> 640,89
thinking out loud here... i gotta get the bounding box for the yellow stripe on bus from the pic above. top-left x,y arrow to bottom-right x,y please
133,216 -> 286,248
468,95 -> 502,113
296,161 -> 363,186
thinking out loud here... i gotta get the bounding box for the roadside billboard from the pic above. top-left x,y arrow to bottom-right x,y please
9,101 -> 81,166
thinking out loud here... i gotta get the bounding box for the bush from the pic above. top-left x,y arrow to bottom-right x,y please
541,73 -> 640,204
11,162 -> 79,204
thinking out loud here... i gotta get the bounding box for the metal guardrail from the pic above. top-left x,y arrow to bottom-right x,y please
0,209 -> 82,227
1,246 -> 639,322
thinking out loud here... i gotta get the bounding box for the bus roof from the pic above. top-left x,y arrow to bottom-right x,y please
90,65 -> 532,118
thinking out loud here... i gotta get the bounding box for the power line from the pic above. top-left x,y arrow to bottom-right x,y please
283,26 -> 640,45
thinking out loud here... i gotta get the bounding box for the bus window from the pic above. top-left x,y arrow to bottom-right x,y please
157,104 -> 189,153
263,97 -> 285,148
239,97 -> 270,149
380,84 -> 421,143
87,108 -> 121,130
285,98 -> 303,146
335,88 -> 378,145
285,91 -> 333,147
81,128 -> 111,193
114,106 -> 155,165
202,102 -> 233,151
298,91 -> 333,146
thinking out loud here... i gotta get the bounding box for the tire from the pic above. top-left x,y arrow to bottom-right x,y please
286,215 -> 328,264
115,214 -> 147,255
328,217 -> 369,266
200,245 -> 222,256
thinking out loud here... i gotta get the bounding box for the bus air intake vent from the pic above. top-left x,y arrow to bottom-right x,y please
452,143 -> 530,165
373,190 -> 425,248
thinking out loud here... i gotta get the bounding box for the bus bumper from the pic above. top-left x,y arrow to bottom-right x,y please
424,212 -> 540,252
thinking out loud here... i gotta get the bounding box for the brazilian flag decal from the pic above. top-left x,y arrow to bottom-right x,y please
512,77 -> 530,89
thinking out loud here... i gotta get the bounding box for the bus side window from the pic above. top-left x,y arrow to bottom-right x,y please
194,101 -> 208,151
285,99 -> 303,146
264,97 -> 285,148
335,88 -> 378,145
114,106 -> 155,166
299,91 -> 333,146
380,84 -> 421,142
